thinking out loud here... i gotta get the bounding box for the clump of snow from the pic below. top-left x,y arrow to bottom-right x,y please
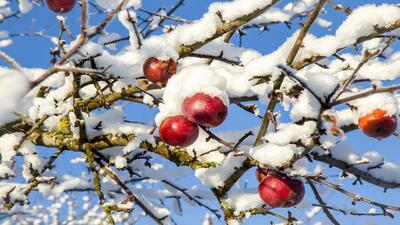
350,93 -> 398,119
358,52 -> 400,80
85,106 -> 152,139
29,75 -> 74,120
0,68 -> 30,125
118,10 -> 141,49
96,0 -> 141,10
155,64 -> 229,125
301,72 -> 339,98
38,175 -> 91,197
265,121 -> 316,145
98,32 -> 121,50
122,134 -> 155,154
290,91 -> 321,121
164,0 -> 274,48
250,143 -> 304,168
249,0 -> 321,28
0,133 -> 24,162
114,156 -> 127,169
226,189 -> 264,215
20,141 -> 45,181
332,108 -> 355,128
18,0 -> 33,13
195,154 -> 247,188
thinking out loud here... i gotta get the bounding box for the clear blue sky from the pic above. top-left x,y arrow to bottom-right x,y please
1,0 -> 400,224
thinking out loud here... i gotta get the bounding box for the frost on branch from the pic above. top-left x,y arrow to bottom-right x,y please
0,0 -> 399,225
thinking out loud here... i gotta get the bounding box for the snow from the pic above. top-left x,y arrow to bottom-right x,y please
85,106 -> 152,139
226,220 -> 241,225
98,32 -> 121,50
249,0 -> 319,27
122,134 -> 155,154
333,108 -> 355,128
226,189 -> 264,215
195,154 -> 247,188
297,4 -> 400,59
164,0 -> 274,48
0,67 -> 30,125
20,141 -> 45,180
358,52 -> 400,80
265,121 -> 316,146
290,91 -> 321,121
0,132 -> 24,162
350,93 -> 398,118
118,10 -> 141,49
250,143 -> 304,168
18,0 -> 33,13
95,0 -> 141,10
114,156 -> 128,169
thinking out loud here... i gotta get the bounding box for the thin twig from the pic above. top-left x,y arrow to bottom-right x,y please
0,50 -> 23,72
161,179 -> 221,219
308,179 -> 340,225
329,84 -> 400,107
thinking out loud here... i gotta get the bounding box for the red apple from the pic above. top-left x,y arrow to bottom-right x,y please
258,173 -> 305,208
256,168 -> 270,182
46,0 -> 76,13
143,57 -> 177,85
159,115 -> 199,147
358,109 -> 397,139
182,93 -> 228,128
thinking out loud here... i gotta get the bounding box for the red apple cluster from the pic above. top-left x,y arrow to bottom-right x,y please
256,168 -> 305,208
46,0 -> 76,13
142,56 -> 228,146
160,93 -> 228,147
358,109 -> 397,139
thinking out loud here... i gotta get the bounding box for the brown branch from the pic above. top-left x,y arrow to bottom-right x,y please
239,207 -> 297,223
143,0 -> 186,38
312,153 -> 400,189
187,52 -> 241,66
254,0 -> 327,146
126,9 -> 142,48
93,157 -> 166,225
161,179 -> 221,219
312,177 -> 400,214
312,204 -> 390,217
333,50 -> 379,101
308,179 -> 340,225
178,0 -> 280,57
329,84 -> 400,107
0,50 -> 23,72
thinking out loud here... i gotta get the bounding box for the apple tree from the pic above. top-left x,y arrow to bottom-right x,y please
0,0 -> 399,224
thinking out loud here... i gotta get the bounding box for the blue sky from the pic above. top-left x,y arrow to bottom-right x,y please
1,0 -> 400,224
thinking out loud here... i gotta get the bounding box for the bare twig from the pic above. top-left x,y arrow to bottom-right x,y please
308,179 -> 340,225
0,50 -> 23,72
312,177 -> 400,215
161,179 -> 221,219
329,84 -> 400,107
